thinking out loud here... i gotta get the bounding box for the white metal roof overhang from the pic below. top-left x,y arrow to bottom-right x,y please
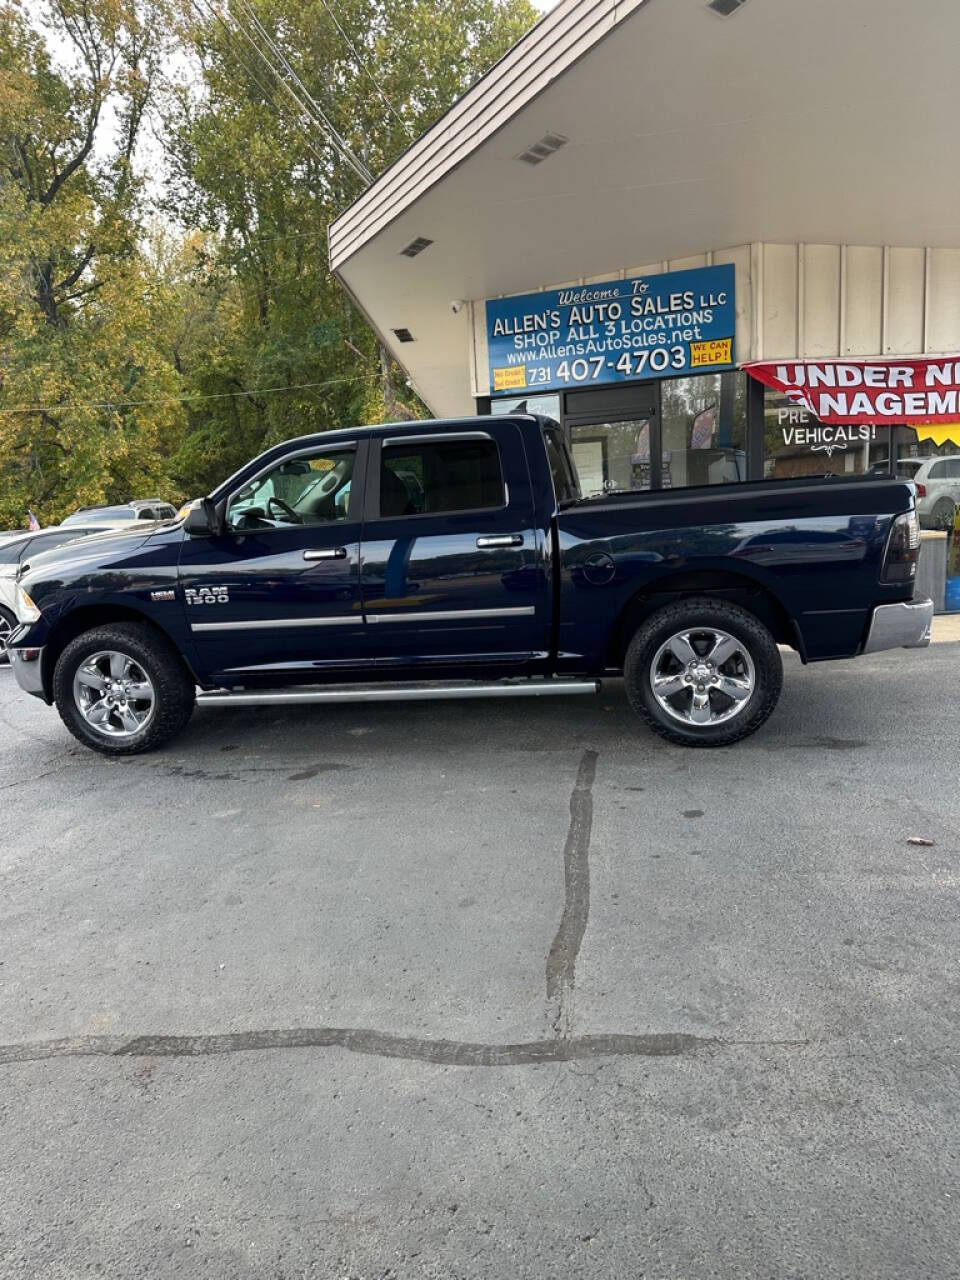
330,0 -> 960,417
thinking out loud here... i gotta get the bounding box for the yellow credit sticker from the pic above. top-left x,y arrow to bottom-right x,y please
492,365 -> 527,392
690,338 -> 733,368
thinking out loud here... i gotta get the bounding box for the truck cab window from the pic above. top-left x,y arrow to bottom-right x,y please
380,438 -> 504,517
543,428 -> 580,505
228,448 -> 356,530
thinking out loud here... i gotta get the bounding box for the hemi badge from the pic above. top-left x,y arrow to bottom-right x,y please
151,589 -> 175,602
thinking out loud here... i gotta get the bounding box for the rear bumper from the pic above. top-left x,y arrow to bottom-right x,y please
862,598 -> 933,654
9,646 -> 46,698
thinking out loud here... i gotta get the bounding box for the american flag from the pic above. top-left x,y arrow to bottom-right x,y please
26,510 -> 40,531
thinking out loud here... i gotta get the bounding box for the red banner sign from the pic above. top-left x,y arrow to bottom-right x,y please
745,358 -> 960,425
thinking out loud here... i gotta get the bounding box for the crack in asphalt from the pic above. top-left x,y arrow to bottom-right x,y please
0,1028 -> 717,1068
546,749 -> 599,1038
0,727 -> 820,1074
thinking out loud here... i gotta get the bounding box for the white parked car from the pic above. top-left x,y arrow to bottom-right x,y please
896,455 -> 960,530
60,500 -> 178,527
0,526 -> 111,660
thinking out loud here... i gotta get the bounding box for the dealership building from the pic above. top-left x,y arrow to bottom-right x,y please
330,0 -> 960,556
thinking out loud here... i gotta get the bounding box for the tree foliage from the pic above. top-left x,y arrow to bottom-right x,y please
0,0 -> 183,523
0,0 -> 536,525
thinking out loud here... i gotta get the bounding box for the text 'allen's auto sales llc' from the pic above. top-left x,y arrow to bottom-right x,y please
485,264 -> 736,395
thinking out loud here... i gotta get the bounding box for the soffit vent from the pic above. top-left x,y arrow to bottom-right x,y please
399,236 -> 433,258
516,132 -> 568,166
392,327 -> 415,343
706,0 -> 749,14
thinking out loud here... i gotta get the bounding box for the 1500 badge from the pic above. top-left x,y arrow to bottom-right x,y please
185,586 -> 230,606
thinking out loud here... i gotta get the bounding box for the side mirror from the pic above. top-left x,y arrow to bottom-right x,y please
183,497 -> 223,537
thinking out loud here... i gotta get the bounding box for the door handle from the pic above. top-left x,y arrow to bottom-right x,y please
476,534 -> 523,548
303,547 -> 347,560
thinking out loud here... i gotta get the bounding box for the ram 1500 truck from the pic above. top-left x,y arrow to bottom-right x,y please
5,415 -> 932,755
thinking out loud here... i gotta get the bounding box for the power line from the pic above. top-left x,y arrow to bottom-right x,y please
229,0 -> 373,183
234,227 -> 326,245
0,373 -> 377,416
188,0 -> 372,184
316,0 -> 410,137
235,0 -> 374,183
187,0 -> 335,175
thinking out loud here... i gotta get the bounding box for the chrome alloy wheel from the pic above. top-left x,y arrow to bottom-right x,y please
72,650 -> 156,738
649,627 -> 755,728
0,613 -> 12,662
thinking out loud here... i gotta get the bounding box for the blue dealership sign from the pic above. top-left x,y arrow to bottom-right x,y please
485,264 -> 736,396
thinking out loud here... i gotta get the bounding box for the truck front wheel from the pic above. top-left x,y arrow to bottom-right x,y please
623,597 -> 783,747
0,605 -> 15,664
53,622 -> 195,756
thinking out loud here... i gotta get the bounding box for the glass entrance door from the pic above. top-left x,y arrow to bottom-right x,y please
565,382 -> 660,498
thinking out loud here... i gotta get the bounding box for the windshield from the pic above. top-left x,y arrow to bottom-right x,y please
63,508 -> 136,525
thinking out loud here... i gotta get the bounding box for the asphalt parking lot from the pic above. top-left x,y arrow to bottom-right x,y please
1,643 -> 959,1280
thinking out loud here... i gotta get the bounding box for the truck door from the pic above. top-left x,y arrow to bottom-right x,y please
360,424 -> 549,670
179,439 -> 368,682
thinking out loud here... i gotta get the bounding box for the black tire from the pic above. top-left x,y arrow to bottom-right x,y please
623,597 -> 783,748
53,622 -> 195,756
0,604 -> 15,665
932,498 -> 955,531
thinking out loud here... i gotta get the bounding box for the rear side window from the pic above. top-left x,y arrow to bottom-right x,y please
927,460 -> 949,479
380,438 -> 504,518
0,538 -> 27,563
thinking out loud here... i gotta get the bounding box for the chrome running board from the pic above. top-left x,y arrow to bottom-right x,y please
196,679 -> 600,708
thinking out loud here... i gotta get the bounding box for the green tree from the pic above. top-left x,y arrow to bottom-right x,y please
162,0 -> 536,498
0,0 -> 183,525
0,0 -> 537,520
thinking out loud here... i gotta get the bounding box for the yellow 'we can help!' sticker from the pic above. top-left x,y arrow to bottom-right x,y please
690,338 -> 733,368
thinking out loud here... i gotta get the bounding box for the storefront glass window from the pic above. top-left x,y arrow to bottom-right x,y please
570,420 -> 654,496
660,372 -> 747,489
763,388 -> 892,478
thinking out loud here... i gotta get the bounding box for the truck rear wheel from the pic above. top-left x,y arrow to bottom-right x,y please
53,622 -> 195,756
623,597 -> 782,747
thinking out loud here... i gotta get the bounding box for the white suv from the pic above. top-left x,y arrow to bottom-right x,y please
900,456 -> 960,530
60,500 -> 178,527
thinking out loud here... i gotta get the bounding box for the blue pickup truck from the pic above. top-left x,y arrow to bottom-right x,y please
6,415 -> 932,755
